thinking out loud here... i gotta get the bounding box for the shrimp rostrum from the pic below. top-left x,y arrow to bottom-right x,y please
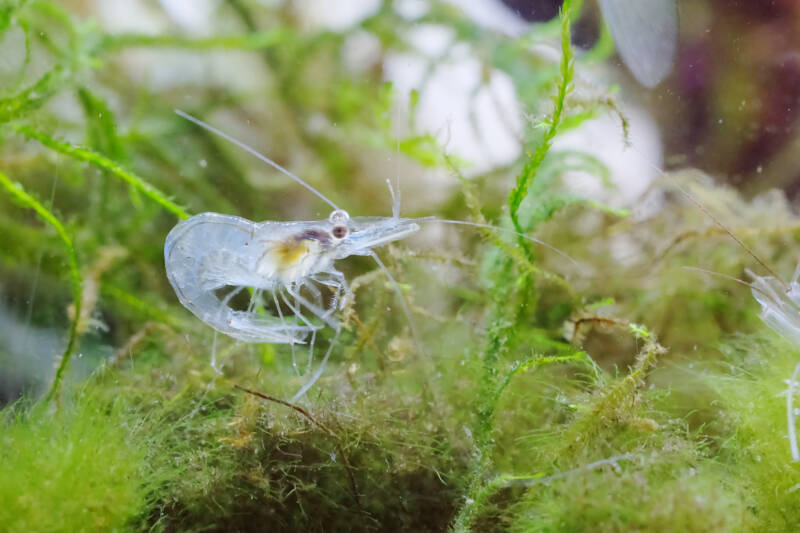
165,110 -> 574,401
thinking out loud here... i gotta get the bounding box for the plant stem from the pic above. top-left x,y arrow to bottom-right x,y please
0,170 -> 82,406
507,2 -> 574,254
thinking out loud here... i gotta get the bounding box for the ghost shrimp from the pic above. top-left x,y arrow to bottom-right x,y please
629,148 -> 800,461
667,169 -> 800,462
166,110 -> 576,401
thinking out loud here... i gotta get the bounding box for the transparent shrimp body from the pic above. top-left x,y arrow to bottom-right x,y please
165,206 -> 419,398
166,213 -> 319,344
748,265 -> 800,348
165,209 -> 420,339
746,265 -> 800,462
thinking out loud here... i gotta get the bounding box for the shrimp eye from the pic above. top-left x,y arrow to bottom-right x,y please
332,225 -> 348,239
329,209 -> 350,224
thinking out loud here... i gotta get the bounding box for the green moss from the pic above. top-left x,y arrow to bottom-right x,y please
0,396 -> 149,532
698,337 -> 800,531
510,457 -> 746,532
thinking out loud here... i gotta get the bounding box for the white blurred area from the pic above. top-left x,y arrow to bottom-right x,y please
93,0 -> 662,210
0,296 -> 62,401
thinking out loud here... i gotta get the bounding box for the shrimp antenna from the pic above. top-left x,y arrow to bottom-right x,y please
674,182 -> 788,289
391,139 -> 401,219
386,179 -> 401,219
683,266 -> 780,305
682,266 -> 751,287
427,218 -> 581,269
174,109 -> 340,211
630,145 -> 788,290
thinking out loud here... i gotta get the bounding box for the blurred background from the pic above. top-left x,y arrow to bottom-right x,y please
523,0 -> 800,194
509,0 -> 800,197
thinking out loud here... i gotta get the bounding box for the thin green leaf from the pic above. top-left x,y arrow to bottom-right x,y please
15,125 -> 189,220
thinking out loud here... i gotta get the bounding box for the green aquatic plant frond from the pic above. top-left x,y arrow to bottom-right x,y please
0,2 -> 103,123
99,27 -> 289,52
0,65 -> 73,123
0,1 -> 30,34
507,2 -> 574,250
0,170 -> 81,405
101,283 -> 181,329
14,125 -> 189,220
523,194 -> 629,230
492,351 -> 601,407
77,88 -> 126,161
513,147 -> 629,232
445,154 -> 575,297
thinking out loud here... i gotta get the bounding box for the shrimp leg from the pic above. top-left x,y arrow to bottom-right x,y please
300,279 -> 326,316
247,288 -> 262,313
210,331 -> 220,374
279,286 -> 321,375
286,283 -> 339,330
210,286 -> 247,372
297,291 -> 318,375
314,269 -> 350,310
291,324 -> 340,403
295,281 -> 326,373
270,288 -> 301,376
